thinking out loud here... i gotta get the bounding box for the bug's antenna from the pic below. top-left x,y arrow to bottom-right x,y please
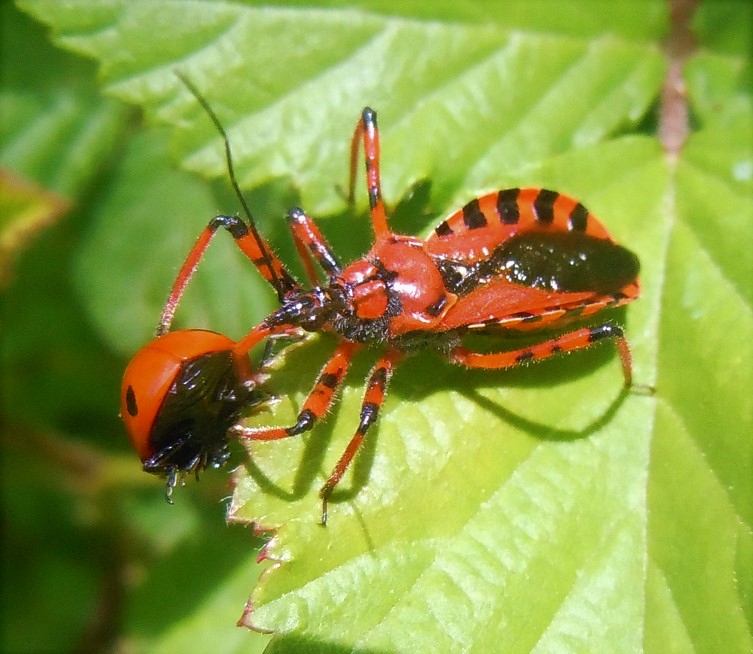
174,70 -> 286,301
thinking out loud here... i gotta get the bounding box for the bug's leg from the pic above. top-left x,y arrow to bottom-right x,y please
233,340 -> 360,441
286,207 -> 342,285
319,349 -> 404,525
449,323 -> 634,387
158,215 -> 298,335
348,108 -> 389,239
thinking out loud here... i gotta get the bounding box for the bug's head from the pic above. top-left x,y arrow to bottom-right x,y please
120,329 -> 266,500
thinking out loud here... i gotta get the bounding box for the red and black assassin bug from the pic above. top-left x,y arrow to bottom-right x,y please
121,75 -> 640,523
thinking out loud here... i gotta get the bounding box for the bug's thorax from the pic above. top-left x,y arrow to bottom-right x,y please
366,235 -> 456,333
264,234 -> 457,344
333,235 -> 456,339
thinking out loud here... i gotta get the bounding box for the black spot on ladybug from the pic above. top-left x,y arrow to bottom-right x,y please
126,385 -> 138,417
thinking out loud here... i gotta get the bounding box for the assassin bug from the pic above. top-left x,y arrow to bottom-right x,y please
121,75 -> 640,522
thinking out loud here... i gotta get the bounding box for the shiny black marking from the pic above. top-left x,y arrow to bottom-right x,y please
210,214 -> 248,239
358,402 -> 380,433
588,323 -> 623,343
493,231 -> 640,294
126,385 -> 138,417
533,189 -> 558,224
362,107 -> 377,126
462,199 -> 488,230
435,221 -> 453,237
425,295 -> 448,317
497,188 -> 520,224
568,203 -> 589,231
551,345 -> 563,354
435,228 -> 639,299
287,208 -> 344,276
369,187 -> 381,209
516,350 -> 535,363
435,258 -> 474,295
319,373 -> 340,389
287,409 -> 316,436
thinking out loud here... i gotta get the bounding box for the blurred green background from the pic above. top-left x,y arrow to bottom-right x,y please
1,4 -> 273,652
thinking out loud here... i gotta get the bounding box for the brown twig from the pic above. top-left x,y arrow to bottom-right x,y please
659,0 -> 701,157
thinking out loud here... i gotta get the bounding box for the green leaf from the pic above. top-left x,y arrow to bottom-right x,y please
14,1 -> 752,652
231,137 -> 667,652
18,0 -> 664,213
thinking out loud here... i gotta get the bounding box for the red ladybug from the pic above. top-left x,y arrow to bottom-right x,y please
120,329 -> 265,499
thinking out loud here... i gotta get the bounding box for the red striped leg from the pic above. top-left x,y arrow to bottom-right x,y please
348,108 -> 389,239
319,348 -> 404,525
157,215 -> 298,334
233,340 -> 360,442
287,207 -> 342,285
449,323 -> 633,387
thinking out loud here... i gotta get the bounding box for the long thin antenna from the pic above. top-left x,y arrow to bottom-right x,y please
175,70 -> 286,301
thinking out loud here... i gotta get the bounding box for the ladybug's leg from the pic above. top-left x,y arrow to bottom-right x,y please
449,323 -> 633,387
158,215 -> 298,335
232,340 -> 360,441
348,108 -> 389,239
286,207 -> 342,285
319,348 -> 404,525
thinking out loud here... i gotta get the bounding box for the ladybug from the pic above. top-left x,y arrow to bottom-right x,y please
120,329 -> 267,500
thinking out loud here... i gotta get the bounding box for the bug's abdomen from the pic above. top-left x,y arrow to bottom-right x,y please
426,188 -> 641,333
426,188 -> 612,263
